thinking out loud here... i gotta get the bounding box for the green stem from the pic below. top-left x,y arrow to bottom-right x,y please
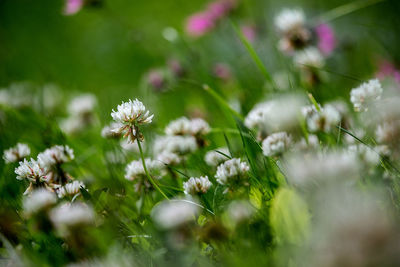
137,138 -> 169,200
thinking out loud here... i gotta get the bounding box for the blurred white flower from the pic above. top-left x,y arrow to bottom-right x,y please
57,180 -> 85,198
262,132 -> 291,156
101,122 -> 123,139
111,99 -> 154,142
59,116 -> 85,135
294,47 -> 325,69
348,145 -> 380,166
215,158 -> 250,185
227,200 -> 254,224
3,143 -> 31,164
303,104 -> 341,132
204,147 -> 230,167
37,145 -> 74,169
165,116 -> 210,136
183,176 -> 212,195
125,158 -> 164,181
274,9 -> 305,34
50,202 -> 95,234
153,135 -> 197,157
375,120 -> 400,145
151,199 -> 199,229
156,151 -> 182,165
350,79 -> 383,112
23,188 -> 57,216
68,94 -> 97,116
15,158 -> 48,182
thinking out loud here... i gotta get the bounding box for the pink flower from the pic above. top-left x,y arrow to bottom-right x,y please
147,69 -> 165,91
315,23 -> 336,56
377,60 -> 400,84
185,12 -> 215,37
207,0 -> 236,20
213,63 -> 232,81
63,0 -> 83,16
241,25 -> 256,43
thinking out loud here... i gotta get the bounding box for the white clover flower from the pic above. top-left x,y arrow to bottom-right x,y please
37,145 -> 74,169
3,143 -> 31,164
227,201 -> 255,224
286,150 -> 360,187
375,120 -> 400,144
125,158 -> 164,181
59,116 -> 85,135
57,180 -> 85,198
50,202 -> 95,233
294,47 -> 325,69
296,134 -> 319,150
350,79 -> 383,112
262,132 -> 291,157
153,135 -> 197,157
348,145 -> 380,166
204,147 -> 231,167
245,95 -> 305,135
101,122 -> 123,139
15,158 -> 48,182
151,199 -> 199,229
165,116 -> 210,136
303,104 -> 341,132
68,94 -> 97,116
274,9 -> 305,34
215,158 -> 250,185
23,188 -> 57,216
183,176 -> 212,195
156,151 -> 182,165
111,99 -> 154,142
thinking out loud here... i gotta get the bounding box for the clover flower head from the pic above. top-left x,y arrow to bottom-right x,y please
3,143 -> 31,164
15,158 -> 48,182
274,9 -> 305,34
151,199 -> 199,229
50,202 -> 95,233
68,93 -> 97,116
350,79 -> 383,112
204,147 -> 230,167
165,116 -> 210,136
57,180 -> 85,198
294,47 -> 325,69
37,145 -> 74,169
262,132 -> 292,157
125,158 -> 164,181
215,158 -> 250,185
101,122 -> 124,139
303,104 -> 341,132
183,176 -> 212,195
23,188 -> 57,216
154,135 -> 198,157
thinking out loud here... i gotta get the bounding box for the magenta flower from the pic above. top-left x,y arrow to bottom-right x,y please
241,25 -> 256,43
315,23 -> 336,56
207,0 -> 236,20
63,0 -> 83,16
377,60 -> 400,84
185,12 -> 215,37
213,63 -> 232,81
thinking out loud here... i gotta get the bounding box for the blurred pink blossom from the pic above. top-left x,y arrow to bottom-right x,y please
147,69 -> 165,91
64,0 -> 83,16
213,63 -> 232,81
185,12 -> 215,37
316,23 -> 336,56
377,60 -> 400,84
241,25 -> 256,43
207,0 -> 236,20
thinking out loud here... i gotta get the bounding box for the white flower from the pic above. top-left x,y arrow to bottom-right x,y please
3,143 -> 31,163
151,199 -> 199,229
215,158 -> 250,185
262,132 -> 291,156
303,104 -> 341,132
156,151 -> 182,165
348,145 -> 380,166
375,120 -> 400,144
68,94 -> 97,116
101,122 -> 123,139
37,145 -> 74,169
294,47 -> 325,69
165,116 -> 210,136
59,116 -> 85,135
23,188 -> 57,216
350,79 -> 383,112
57,180 -> 85,198
183,176 -> 212,195
125,158 -> 164,181
50,202 -> 95,232
15,158 -> 48,182
274,9 -> 305,34
153,135 -> 197,156
204,147 -> 230,167
111,99 -> 154,142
